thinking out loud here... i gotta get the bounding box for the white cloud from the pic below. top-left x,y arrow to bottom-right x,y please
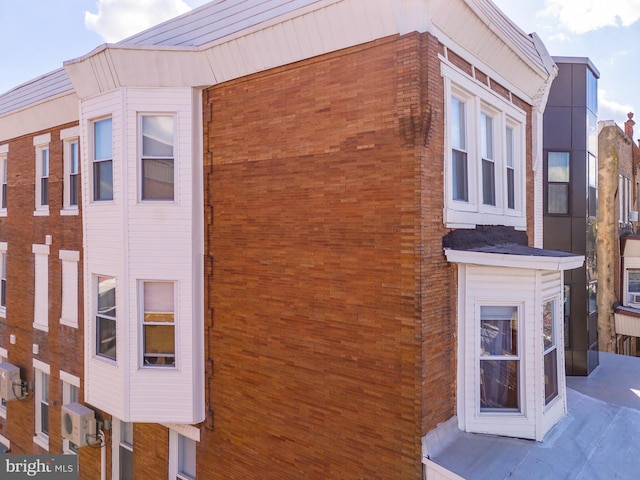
85,0 -> 192,43
599,89 -> 634,123
541,0 -> 640,33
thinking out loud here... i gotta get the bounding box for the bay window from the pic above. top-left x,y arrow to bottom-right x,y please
444,63 -> 526,228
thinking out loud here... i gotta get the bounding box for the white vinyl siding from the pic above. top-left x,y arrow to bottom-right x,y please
33,244 -> 50,332
60,250 -> 80,328
83,88 -> 204,423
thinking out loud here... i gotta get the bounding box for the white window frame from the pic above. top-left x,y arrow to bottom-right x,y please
478,304 -> 522,414
542,299 -> 561,408
61,126 -> 80,215
92,117 -> 113,202
0,242 -> 7,318
139,114 -> 176,202
112,419 -> 134,480
443,61 -> 526,229
33,359 -> 50,450
33,244 -> 50,332
0,143 -> 8,216
60,371 -> 80,454
96,275 -> 117,362
60,250 -> 80,328
0,348 -> 7,419
140,280 -> 176,368
33,133 -> 51,216
168,427 -> 199,480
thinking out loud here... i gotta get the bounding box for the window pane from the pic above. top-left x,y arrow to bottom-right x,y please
144,325 -> 175,354
97,317 -> 117,360
71,142 -> 79,174
506,127 -> 514,168
480,359 -> 519,410
450,97 -> 466,150
480,306 -> 517,356
120,446 -> 134,480
178,435 -> 196,479
41,178 -> 48,206
507,168 -> 515,209
142,116 -> 174,157
121,422 -> 133,447
482,159 -> 495,206
98,276 -> 116,318
41,401 -> 49,435
543,301 -> 555,351
548,184 -> 569,214
629,271 -> 640,292
480,113 -> 493,160
452,150 -> 468,201
70,175 -> 78,207
94,160 -> 113,201
544,349 -> 558,404
142,159 -> 174,200
548,152 -> 569,182
94,119 -> 113,161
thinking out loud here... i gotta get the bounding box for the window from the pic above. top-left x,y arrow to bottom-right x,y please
61,127 -> 80,212
119,422 -> 134,479
93,118 -> 113,201
60,371 -> 79,454
547,152 -> 570,214
34,361 -> 50,450
543,300 -> 559,405
96,275 -> 116,360
0,145 -> 7,213
619,174 -> 631,224
444,63 -> 526,229
0,348 -> 7,418
169,430 -> 196,480
60,250 -> 80,328
33,133 -> 51,214
0,244 -> 7,317
33,244 -> 49,332
142,281 -> 175,366
479,306 -> 519,412
141,115 -> 175,201
628,270 -> 640,305
451,97 -> 468,202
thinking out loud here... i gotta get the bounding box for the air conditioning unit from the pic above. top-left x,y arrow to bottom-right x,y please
0,363 -> 21,402
632,294 -> 640,304
631,211 -> 639,222
61,403 -> 96,447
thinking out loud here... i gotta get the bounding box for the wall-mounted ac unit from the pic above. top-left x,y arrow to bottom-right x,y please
61,402 -> 96,447
631,211 -> 639,222
0,363 -> 21,402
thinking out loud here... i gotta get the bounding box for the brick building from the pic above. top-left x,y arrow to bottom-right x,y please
0,1 -> 582,479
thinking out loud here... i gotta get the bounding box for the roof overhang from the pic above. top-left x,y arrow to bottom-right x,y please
444,248 -> 584,271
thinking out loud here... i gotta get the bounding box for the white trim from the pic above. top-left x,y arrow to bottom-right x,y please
60,250 -> 80,328
60,370 -> 80,387
444,249 -> 584,271
60,126 -> 79,140
34,143 -> 50,215
0,145 -> 7,154
32,245 -> 50,332
32,133 -> 51,146
162,423 -> 200,442
33,362 -> 50,451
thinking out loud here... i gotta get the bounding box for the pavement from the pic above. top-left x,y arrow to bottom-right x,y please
430,352 -> 640,479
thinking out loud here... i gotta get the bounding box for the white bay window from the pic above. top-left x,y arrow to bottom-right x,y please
444,63 -> 526,229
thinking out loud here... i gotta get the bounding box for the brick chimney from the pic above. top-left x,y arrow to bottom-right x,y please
625,112 -> 635,138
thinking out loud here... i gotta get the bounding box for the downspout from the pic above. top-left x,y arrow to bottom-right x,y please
99,430 -> 106,480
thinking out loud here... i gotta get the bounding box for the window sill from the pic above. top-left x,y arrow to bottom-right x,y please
33,433 -> 49,451
33,322 -> 49,333
60,208 -> 79,216
33,209 -> 50,217
0,210 -> 6,218
60,318 -> 78,329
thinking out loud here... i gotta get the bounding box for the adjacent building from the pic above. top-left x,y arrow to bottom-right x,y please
0,1 -> 582,478
542,57 -> 600,376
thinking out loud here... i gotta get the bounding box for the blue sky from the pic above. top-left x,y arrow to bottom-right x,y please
0,0 -> 638,131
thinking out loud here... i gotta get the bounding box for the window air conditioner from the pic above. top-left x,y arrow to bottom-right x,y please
0,363 -> 21,402
61,402 -> 96,447
633,294 -> 640,304
631,211 -> 639,222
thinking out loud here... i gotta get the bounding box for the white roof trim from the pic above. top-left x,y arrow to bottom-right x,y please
444,248 -> 584,271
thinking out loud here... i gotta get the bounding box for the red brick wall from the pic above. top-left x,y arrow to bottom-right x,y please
199,33 -> 453,480
0,124 -> 88,469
